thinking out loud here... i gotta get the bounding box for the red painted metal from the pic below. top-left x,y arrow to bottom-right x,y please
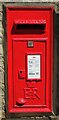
6,6 -> 53,113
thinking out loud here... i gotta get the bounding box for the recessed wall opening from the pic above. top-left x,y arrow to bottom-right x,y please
11,24 -> 46,34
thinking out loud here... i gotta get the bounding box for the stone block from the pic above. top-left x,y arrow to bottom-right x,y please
36,117 -> 49,120
49,116 -> 57,120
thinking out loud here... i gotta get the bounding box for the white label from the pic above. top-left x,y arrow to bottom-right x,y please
28,55 -> 40,79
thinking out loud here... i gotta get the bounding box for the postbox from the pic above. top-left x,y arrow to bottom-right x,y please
3,3 -> 57,117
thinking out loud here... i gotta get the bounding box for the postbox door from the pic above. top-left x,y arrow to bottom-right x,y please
12,39 -> 46,110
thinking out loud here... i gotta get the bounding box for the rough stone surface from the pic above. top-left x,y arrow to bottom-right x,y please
0,3 -> 4,120
36,117 -> 49,120
0,0 -> 59,2
49,116 -> 57,120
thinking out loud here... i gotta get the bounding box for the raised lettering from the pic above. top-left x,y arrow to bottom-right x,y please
24,88 -> 40,99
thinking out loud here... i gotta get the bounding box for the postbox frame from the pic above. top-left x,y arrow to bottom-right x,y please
3,2 -> 57,117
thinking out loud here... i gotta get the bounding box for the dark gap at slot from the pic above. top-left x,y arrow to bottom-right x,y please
11,24 -> 46,34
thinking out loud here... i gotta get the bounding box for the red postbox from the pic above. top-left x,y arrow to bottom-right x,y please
3,3 -> 57,117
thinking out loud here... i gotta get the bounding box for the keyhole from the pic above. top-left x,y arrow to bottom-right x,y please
20,71 -> 22,74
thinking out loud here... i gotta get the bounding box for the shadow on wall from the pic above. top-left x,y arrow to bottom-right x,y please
56,14 -> 59,114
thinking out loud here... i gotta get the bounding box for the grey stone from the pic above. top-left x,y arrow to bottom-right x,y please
0,44 -> 3,55
0,22 -> 2,28
49,116 -> 57,120
20,117 -> 35,120
0,111 -> 5,119
0,3 -> 2,12
0,0 -> 59,2
1,117 -> 49,120
57,116 -> 59,120
36,117 -> 49,120
3,118 -> 35,120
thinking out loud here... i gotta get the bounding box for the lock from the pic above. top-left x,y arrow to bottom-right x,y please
18,70 -> 25,79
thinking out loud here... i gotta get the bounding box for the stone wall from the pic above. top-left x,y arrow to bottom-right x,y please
0,0 -> 59,2
0,1 -> 59,120
0,2 -> 5,120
